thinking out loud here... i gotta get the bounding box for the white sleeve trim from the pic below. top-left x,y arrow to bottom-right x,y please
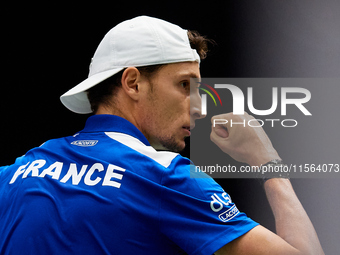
105,132 -> 179,168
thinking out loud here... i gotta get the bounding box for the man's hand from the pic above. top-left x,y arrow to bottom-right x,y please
210,112 -> 280,166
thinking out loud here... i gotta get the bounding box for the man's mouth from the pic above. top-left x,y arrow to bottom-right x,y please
182,126 -> 191,136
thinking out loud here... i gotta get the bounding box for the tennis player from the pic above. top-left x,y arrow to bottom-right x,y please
0,16 -> 323,254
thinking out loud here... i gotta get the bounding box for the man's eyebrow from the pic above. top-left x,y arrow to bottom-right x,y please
177,72 -> 200,79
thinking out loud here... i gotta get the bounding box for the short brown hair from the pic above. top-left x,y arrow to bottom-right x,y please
87,30 -> 211,113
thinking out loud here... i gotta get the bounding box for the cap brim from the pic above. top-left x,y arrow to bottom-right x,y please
60,68 -> 124,114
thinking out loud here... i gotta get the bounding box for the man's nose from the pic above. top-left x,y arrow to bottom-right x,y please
190,97 -> 206,120
191,107 -> 205,120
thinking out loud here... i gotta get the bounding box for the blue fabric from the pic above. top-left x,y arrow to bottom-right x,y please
0,115 -> 258,255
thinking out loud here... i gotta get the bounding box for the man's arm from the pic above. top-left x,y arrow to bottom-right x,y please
211,113 -> 324,255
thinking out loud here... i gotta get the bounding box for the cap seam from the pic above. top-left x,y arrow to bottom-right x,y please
110,28 -> 117,68
145,18 -> 164,62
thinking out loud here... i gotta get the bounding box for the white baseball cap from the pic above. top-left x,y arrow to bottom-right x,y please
60,16 -> 200,114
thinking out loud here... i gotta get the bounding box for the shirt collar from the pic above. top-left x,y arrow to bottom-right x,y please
80,114 -> 150,146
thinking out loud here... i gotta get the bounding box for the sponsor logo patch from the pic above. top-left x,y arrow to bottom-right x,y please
71,140 -> 98,147
218,205 -> 240,222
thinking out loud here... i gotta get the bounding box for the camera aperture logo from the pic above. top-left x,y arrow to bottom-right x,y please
196,79 -> 312,128
198,82 -> 222,115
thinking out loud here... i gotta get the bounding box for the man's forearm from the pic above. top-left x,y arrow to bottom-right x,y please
211,113 -> 324,254
264,178 -> 324,255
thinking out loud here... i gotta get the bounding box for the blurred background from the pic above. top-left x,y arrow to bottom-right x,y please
2,1 -> 339,253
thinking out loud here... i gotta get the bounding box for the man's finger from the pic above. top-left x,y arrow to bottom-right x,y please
211,124 -> 229,138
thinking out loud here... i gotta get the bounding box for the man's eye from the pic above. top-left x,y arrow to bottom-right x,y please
180,81 -> 190,88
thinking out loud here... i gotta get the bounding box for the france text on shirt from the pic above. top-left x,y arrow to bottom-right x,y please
9,160 -> 126,188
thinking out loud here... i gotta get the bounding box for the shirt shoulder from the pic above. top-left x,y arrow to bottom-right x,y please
158,154 -> 259,255
104,131 -> 179,168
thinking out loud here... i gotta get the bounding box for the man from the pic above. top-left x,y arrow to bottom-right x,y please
0,16 -> 323,254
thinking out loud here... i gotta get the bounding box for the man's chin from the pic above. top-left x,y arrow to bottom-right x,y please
172,143 -> 186,153
159,137 -> 186,153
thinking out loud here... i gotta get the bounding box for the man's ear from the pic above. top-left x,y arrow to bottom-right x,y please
120,67 -> 142,101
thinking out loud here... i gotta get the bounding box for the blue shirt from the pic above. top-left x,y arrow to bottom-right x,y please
0,115 -> 258,255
